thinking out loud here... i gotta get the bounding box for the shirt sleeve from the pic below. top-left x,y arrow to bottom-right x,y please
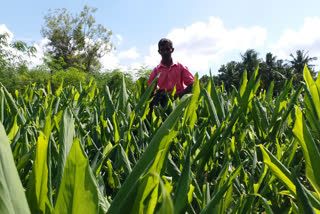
181,65 -> 194,86
148,68 -> 157,87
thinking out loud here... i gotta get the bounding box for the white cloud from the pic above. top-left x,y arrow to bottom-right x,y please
270,17 -> 320,65
143,17 -> 267,76
118,47 -> 140,59
28,38 -> 49,67
0,24 -> 48,67
100,47 -> 144,76
116,34 -> 123,45
100,52 -> 121,70
0,24 -> 13,43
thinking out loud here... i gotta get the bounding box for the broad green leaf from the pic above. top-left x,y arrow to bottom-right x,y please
203,89 -> 220,127
134,74 -> 159,117
54,138 -> 108,214
104,85 -> 115,119
304,90 -> 320,138
112,112 -> 120,144
200,165 -> 242,214
294,172 -> 316,214
0,122 -> 31,214
55,80 -> 63,97
173,146 -> 191,214
157,174 -> 174,214
118,74 -> 131,117
239,70 -> 248,97
55,107 -> 75,200
269,79 -> 292,127
183,73 -> 200,129
26,113 -> 53,214
1,83 -> 26,125
293,107 -> 320,197
117,144 -> 132,176
258,144 -> 296,194
131,173 -> 159,214
265,81 -> 274,103
0,88 -> 5,123
239,66 -> 259,112
107,95 -> 191,214
93,144 -> 117,176
254,194 -> 274,214
130,129 -> 177,213
210,75 -> 225,121
304,65 -> 320,118
7,114 -> 19,141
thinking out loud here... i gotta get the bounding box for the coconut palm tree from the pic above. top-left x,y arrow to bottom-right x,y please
217,61 -> 242,92
259,53 -> 277,90
241,49 -> 260,79
289,50 -> 317,78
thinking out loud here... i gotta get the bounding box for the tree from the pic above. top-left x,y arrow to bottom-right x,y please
241,49 -> 260,78
0,33 -> 37,92
265,52 -> 277,67
289,50 -> 317,79
41,6 -> 113,73
259,52 -> 277,90
0,33 -> 36,69
217,61 -> 242,92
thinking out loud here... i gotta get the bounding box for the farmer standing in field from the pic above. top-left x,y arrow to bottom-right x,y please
148,38 -> 194,109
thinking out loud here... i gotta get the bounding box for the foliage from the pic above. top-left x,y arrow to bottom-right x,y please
0,65 -> 319,213
41,5 -> 113,72
214,49 -> 318,95
0,33 -> 36,68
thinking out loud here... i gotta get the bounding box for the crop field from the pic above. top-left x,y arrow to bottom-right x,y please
0,66 -> 319,214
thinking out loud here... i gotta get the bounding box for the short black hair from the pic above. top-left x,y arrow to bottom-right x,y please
158,38 -> 173,49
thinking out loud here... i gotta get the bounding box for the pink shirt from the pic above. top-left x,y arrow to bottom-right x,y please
148,60 -> 194,94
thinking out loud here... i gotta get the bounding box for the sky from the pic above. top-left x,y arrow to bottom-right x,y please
1,0 -> 320,77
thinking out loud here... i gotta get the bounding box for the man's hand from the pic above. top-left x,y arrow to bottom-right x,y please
174,84 -> 193,99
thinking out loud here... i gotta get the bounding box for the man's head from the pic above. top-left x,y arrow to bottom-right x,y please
158,38 -> 174,59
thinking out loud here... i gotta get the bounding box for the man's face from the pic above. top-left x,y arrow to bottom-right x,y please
158,43 -> 174,59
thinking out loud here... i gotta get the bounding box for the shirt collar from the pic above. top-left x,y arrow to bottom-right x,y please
159,59 -> 177,68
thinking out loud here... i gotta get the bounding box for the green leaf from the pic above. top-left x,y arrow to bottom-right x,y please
0,122 -> 31,214
293,107 -> 320,197
265,81 -> 274,103
202,89 -> 220,127
1,83 -> 26,125
254,194 -> 274,214
183,73 -> 200,129
304,65 -> 320,118
293,172 -> 316,214
134,74 -> 158,117
239,70 -> 248,97
55,107 -> 75,200
157,174 -> 174,214
118,74 -> 131,117
26,132 -> 52,214
173,146 -> 191,214
210,75 -> 225,121
258,144 -> 296,194
7,114 -> 19,141
107,95 -> 191,214
200,165 -> 242,214
26,113 -> 53,214
104,85 -> 115,119
54,138 -> 108,213
131,173 -> 160,214
0,88 -> 4,123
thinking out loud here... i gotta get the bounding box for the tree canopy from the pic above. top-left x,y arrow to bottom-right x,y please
41,5 -> 113,73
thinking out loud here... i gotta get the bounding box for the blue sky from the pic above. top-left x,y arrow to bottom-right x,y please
1,0 -> 320,76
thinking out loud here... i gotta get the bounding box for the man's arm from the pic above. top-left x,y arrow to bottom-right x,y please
174,83 -> 193,99
174,64 -> 194,99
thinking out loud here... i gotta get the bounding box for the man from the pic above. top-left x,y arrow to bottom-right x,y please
148,38 -> 194,108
